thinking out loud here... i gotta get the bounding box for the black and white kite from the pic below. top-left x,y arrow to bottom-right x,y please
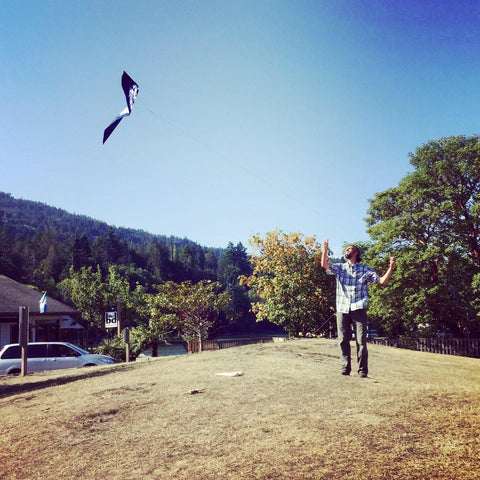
103,71 -> 139,144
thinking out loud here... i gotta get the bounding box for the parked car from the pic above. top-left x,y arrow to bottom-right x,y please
0,342 -> 115,376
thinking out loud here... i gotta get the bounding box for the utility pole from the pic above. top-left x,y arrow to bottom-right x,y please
124,327 -> 130,363
19,306 -> 29,376
116,296 -> 121,337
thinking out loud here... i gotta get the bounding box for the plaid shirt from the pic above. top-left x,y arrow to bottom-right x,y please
328,262 -> 380,313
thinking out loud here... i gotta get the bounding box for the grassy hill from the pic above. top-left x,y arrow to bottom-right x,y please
1,339 -> 479,480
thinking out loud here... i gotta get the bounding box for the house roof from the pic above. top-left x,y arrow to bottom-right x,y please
0,275 -> 77,316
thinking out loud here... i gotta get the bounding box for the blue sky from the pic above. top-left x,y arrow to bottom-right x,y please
2,1 -> 480,256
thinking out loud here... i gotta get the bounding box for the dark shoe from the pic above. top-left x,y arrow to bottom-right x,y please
341,370 -> 351,376
358,372 -> 368,378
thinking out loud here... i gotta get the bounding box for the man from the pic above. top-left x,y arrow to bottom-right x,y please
321,239 -> 395,378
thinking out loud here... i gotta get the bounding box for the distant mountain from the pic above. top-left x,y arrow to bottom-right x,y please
0,192 -> 253,333
0,191 -> 217,252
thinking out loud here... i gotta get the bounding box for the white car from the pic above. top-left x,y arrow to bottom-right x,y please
0,342 -> 115,376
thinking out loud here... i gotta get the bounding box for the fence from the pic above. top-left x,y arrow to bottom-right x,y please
369,337 -> 480,358
187,337 -> 278,353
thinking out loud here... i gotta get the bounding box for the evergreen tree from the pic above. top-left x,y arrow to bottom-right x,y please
92,228 -> 130,270
71,233 -> 95,271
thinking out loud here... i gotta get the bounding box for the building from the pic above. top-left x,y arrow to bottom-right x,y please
0,275 -> 84,349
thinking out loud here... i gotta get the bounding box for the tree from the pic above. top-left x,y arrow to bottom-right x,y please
240,231 -> 334,337
145,241 -> 175,283
71,233 -> 94,271
131,293 -> 178,356
146,280 -> 231,351
59,265 -> 144,333
30,229 -> 68,295
204,250 -> 219,280
218,242 -> 254,330
58,265 -> 106,329
218,242 -> 252,285
92,228 -> 130,268
366,135 -> 480,336
0,225 -> 20,279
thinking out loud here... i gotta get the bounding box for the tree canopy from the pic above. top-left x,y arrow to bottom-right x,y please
241,231 -> 334,337
366,135 -> 480,336
217,242 -> 254,331
58,265 -> 145,332
144,280 -> 231,350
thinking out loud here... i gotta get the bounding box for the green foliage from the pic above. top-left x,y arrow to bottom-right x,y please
0,193 -> 259,341
366,135 -> 480,336
58,265 -> 145,331
241,230 -> 335,337
0,192 -> 225,292
217,242 -> 254,330
218,242 -> 252,284
96,336 -> 132,362
130,291 -> 179,354
144,280 -> 231,343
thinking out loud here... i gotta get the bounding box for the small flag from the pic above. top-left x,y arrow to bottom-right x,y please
39,291 -> 47,313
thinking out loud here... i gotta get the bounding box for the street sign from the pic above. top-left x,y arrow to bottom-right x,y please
105,311 -> 118,328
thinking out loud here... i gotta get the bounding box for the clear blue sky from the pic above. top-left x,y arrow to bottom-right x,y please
2,1 -> 480,256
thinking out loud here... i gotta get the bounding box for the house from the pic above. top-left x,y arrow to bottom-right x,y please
0,275 -> 84,349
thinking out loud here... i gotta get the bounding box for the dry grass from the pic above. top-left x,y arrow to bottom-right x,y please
1,338 -> 479,480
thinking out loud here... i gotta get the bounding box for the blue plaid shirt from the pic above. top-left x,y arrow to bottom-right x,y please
328,262 -> 380,313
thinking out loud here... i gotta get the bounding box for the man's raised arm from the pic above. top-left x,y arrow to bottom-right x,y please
321,238 -> 330,271
378,257 -> 396,285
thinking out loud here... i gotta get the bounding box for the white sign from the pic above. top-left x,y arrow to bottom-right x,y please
105,311 -> 118,328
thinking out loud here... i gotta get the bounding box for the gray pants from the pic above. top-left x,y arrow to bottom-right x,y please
336,309 -> 368,375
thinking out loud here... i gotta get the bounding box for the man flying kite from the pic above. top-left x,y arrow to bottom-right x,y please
103,71 -> 139,144
321,239 -> 395,378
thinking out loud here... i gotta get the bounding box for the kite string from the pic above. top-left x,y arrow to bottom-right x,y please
138,99 -> 323,219
143,105 -> 216,151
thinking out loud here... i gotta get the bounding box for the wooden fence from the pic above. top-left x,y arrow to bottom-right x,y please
187,337 -> 278,353
369,337 -> 480,358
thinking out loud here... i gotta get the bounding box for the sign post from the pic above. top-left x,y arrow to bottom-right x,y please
123,327 -> 130,363
19,306 -> 29,376
116,297 -> 122,337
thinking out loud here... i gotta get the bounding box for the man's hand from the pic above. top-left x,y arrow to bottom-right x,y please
321,238 -> 330,270
378,256 -> 396,285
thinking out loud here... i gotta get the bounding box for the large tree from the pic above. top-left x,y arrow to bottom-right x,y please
366,135 -> 480,336
240,231 -> 334,337
144,280 -> 231,351
59,265 -> 144,332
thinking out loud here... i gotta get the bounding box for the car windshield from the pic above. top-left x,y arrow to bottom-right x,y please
67,344 -> 90,355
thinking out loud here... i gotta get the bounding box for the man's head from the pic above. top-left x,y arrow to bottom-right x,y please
345,244 -> 362,263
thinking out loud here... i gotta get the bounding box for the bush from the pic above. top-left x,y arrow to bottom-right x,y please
96,337 -> 136,362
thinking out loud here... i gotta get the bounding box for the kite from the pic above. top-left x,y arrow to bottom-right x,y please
103,71 -> 139,144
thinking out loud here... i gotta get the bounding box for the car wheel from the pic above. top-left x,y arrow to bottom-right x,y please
8,369 -> 21,375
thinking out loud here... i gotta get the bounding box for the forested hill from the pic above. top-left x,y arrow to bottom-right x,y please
0,192 -> 235,295
0,191 -> 210,250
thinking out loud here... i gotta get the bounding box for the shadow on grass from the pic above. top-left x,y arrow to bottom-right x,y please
0,364 -> 137,399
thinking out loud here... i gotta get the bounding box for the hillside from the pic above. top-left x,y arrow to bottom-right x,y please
0,191 -> 216,250
1,338 -> 479,480
0,192 -> 238,297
